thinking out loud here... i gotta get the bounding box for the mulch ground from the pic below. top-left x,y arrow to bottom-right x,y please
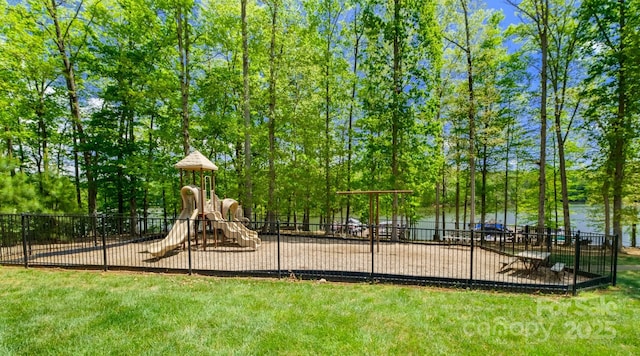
0,234 -> 589,286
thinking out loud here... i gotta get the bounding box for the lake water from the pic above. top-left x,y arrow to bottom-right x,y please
415,204 -> 633,246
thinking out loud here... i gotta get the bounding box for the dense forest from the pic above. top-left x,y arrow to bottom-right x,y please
1,0 -> 639,240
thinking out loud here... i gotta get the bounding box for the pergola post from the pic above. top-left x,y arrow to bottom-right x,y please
337,190 -> 413,247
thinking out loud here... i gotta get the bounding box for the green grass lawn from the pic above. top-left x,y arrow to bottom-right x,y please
617,251 -> 640,266
1,267 -> 638,355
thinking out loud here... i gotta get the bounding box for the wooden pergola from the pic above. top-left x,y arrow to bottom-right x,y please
336,190 -> 413,251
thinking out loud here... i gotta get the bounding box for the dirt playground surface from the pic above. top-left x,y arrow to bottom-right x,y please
622,247 -> 640,256
1,234 -> 588,286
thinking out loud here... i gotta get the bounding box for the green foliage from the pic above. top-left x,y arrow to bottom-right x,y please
358,0 -> 442,208
0,158 -> 41,213
0,0 -> 639,232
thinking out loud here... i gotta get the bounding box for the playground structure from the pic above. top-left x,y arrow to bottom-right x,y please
147,151 -> 261,258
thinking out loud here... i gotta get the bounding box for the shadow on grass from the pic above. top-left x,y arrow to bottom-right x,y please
617,252 -> 640,266
616,271 -> 640,299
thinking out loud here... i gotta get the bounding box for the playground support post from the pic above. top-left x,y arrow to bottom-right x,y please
200,169 -> 206,251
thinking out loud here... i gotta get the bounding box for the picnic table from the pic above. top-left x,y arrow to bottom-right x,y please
515,251 -> 550,275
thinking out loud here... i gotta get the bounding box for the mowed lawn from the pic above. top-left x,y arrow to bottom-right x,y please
0,267 -> 638,355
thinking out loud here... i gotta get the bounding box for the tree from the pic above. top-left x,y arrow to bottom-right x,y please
361,0 -> 441,240
241,0 -> 253,221
507,0 -> 550,233
266,0 -> 280,232
442,0 -> 479,230
343,0 -> 364,226
36,0 -> 98,215
309,0 -> 344,233
546,0 -> 583,240
580,0 -> 640,247
175,0 -> 196,156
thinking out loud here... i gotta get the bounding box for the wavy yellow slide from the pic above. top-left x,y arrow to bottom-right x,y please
147,208 -> 199,258
206,211 -> 261,250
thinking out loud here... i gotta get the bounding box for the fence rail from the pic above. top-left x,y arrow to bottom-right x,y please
0,214 -> 618,294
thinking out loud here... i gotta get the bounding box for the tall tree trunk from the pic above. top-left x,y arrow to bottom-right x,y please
481,142 -> 487,241
434,82 -> 446,240
555,115 -> 571,239
266,1 -> 279,233
550,22 -> 579,242
324,19 -> 332,234
128,101 -> 137,232
346,5 -> 362,226
144,115 -> 155,230
117,102 -> 127,215
435,173 -> 441,239
4,125 -> 13,160
241,0 -> 253,221
47,0 -> 96,214
177,6 -> 191,156
36,88 -> 48,193
455,135 -> 461,231
537,0 -> 549,232
612,0 -> 626,249
603,169 -> 612,237
462,0 -> 476,229
391,0 -> 401,242
72,129 -> 81,208
503,122 -> 511,232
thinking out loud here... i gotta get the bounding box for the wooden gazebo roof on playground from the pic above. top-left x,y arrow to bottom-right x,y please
174,150 -> 218,171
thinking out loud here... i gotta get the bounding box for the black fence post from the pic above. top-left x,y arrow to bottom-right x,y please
469,229 -> 474,288
101,214 -> 108,272
511,225 -> 516,255
370,224 -> 375,283
277,220 -> 281,279
572,231 -> 581,296
21,214 -> 28,268
546,227 -> 552,252
612,234 -> 619,286
93,214 -> 98,246
187,217 -> 192,275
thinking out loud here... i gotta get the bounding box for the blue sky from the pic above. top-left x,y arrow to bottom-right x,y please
485,0 -> 522,28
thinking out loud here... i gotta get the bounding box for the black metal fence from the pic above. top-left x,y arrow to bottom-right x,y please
0,214 -> 618,294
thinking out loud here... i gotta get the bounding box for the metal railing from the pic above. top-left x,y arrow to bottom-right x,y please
0,214 -> 618,294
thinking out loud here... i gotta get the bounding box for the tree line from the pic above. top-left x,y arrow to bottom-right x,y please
0,0 -> 639,243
